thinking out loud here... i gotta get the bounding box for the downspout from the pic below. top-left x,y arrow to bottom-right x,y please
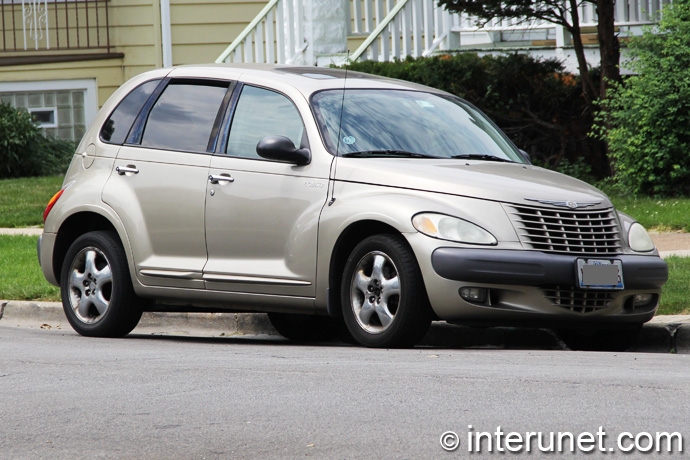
160,0 -> 173,67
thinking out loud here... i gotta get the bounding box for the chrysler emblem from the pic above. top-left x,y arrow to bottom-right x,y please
525,198 -> 602,209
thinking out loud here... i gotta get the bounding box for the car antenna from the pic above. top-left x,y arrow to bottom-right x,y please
328,51 -> 349,207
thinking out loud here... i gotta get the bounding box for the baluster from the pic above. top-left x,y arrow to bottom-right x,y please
276,0 -> 285,63
266,8 -> 275,64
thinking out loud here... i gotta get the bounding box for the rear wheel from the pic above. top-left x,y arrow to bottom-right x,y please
60,231 -> 144,337
267,313 -> 341,342
341,234 -> 432,348
557,325 -> 642,351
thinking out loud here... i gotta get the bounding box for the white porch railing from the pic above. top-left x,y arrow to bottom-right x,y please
350,0 -> 455,62
215,0 -> 307,64
215,0 -> 670,65
350,0 -> 670,62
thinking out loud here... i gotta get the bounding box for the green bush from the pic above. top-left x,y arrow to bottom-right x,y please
595,0 -> 690,196
0,102 -> 76,179
343,53 -> 606,179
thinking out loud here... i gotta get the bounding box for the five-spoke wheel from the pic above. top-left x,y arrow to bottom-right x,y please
61,231 -> 144,337
341,234 -> 432,348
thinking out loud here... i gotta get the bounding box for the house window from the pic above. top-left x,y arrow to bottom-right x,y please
0,78 -> 97,142
28,107 -> 58,128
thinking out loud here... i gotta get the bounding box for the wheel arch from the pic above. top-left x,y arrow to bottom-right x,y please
52,211 -> 126,286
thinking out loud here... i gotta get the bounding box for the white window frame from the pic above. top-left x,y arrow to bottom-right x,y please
28,107 -> 58,128
0,78 -> 98,128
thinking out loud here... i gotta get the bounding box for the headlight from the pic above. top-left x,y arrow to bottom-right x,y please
628,222 -> 655,252
412,213 -> 497,245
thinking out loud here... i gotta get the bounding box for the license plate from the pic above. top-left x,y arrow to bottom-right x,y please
577,259 -> 624,289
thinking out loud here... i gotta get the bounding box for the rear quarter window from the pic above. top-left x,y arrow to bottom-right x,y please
100,79 -> 161,145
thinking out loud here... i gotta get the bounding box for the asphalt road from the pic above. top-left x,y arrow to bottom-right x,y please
1,326 -> 689,459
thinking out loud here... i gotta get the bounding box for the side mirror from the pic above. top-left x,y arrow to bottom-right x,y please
519,149 -> 532,165
256,135 -> 311,166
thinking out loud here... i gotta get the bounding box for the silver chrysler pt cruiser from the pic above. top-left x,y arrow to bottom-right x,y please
38,64 -> 668,350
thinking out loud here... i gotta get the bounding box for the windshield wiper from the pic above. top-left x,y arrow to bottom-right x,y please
450,153 -> 515,163
341,150 -> 442,159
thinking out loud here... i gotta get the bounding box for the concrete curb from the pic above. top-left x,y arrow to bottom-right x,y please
2,300 -> 689,352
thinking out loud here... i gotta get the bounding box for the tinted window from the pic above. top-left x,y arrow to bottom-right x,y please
100,79 -> 160,144
141,82 -> 228,153
226,86 -> 304,158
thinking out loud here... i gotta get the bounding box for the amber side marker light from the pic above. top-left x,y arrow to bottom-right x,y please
43,189 -> 65,223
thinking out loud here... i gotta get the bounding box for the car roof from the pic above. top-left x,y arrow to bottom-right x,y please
166,63 -> 444,97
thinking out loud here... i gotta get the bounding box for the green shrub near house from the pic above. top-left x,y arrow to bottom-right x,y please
0,102 -> 76,179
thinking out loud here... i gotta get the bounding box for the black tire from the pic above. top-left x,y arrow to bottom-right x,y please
60,231 -> 144,337
557,325 -> 643,352
267,312 -> 341,342
341,234 -> 432,348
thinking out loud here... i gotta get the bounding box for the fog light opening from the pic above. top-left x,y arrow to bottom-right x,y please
626,293 -> 657,312
459,287 -> 488,304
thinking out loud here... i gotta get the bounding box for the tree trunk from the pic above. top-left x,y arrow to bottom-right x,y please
568,0 -> 599,104
596,0 -> 621,100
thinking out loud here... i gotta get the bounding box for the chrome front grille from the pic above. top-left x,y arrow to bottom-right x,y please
543,286 -> 614,314
506,204 -> 622,255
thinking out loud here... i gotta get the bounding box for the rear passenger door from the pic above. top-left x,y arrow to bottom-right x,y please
102,79 -> 233,289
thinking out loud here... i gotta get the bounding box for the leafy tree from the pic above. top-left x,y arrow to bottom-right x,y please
436,0 -> 620,105
595,0 -> 690,196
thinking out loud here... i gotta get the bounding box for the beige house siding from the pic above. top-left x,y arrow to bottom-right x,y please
169,0 -> 267,65
0,0 -> 266,139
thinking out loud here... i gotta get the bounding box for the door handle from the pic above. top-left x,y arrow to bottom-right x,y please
209,174 -> 234,184
116,165 -> 139,175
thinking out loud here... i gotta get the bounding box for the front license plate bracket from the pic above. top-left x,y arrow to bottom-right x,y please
576,259 -> 624,290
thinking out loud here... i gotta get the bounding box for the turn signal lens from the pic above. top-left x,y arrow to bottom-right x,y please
412,213 -> 497,245
43,189 -> 65,223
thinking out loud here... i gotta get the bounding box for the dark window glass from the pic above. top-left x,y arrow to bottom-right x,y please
141,82 -> 228,153
226,86 -> 304,158
100,79 -> 160,144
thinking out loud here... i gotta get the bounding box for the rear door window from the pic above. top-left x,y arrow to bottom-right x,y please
141,81 -> 230,153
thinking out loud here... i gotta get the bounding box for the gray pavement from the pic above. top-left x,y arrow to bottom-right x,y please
2,300 -> 689,353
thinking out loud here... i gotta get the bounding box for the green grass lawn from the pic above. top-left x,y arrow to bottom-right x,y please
0,235 -> 60,301
0,175 -> 64,228
2,234 -> 687,315
610,196 -> 690,232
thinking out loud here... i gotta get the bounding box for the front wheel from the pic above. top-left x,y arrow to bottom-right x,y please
60,231 -> 144,337
341,234 -> 432,348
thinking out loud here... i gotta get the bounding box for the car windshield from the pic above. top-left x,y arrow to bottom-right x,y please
311,89 -> 524,162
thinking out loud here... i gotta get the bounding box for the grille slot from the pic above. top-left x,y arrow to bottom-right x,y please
506,204 -> 622,254
543,286 -> 614,314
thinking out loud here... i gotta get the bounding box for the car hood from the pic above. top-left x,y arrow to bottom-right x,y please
334,158 -> 612,208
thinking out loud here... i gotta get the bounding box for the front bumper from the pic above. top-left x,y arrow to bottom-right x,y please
431,248 -> 668,289
420,247 -> 668,325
